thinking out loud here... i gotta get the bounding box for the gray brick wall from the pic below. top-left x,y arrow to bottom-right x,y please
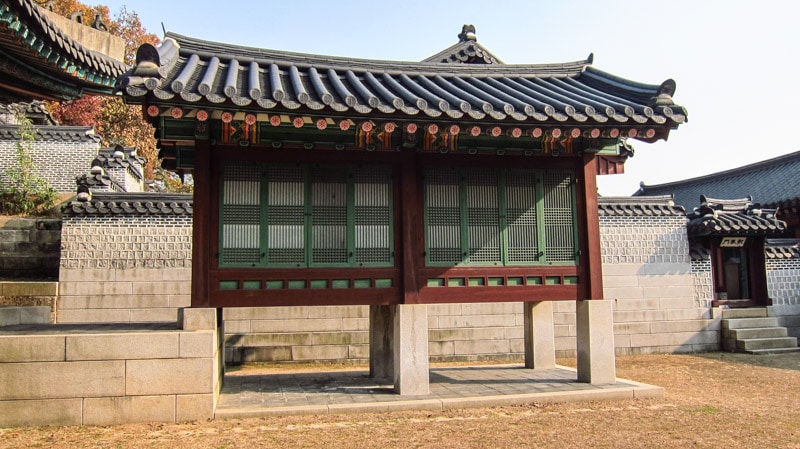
105,166 -> 144,193
57,215 -> 192,323
599,215 -> 690,265
55,205 -> 800,362
0,137 -> 100,193
767,258 -> 800,306
691,258 -> 714,308
60,215 -> 192,270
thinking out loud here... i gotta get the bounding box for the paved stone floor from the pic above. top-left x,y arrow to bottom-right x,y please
215,364 -> 663,418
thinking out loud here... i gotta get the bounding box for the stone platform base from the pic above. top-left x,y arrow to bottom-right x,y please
0,308 -> 223,427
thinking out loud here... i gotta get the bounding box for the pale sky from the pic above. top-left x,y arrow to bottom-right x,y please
97,0 -> 800,197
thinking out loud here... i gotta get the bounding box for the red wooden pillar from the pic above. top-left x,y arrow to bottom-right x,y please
191,139 -> 211,308
711,240 -> 724,294
749,237 -> 770,305
400,150 -> 421,304
581,154 -> 603,300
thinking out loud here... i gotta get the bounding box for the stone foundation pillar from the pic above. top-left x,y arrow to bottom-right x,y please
392,304 -> 429,395
369,305 -> 393,379
576,299 -> 616,385
523,301 -> 556,369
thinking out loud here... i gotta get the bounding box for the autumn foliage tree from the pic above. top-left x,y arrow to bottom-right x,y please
42,1 -> 164,183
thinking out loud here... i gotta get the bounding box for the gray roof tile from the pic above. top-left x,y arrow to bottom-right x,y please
686,196 -> 786,237
598,195 -> 685,217
0,124 -> 100,142
61,192 -> 193,217
117,30 -> 686,141
765,238 -> 800,260
1,0 -> 126,90
636,151 -> 800,209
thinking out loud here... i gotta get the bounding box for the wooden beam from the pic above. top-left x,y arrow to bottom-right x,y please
191,139 -> 211,308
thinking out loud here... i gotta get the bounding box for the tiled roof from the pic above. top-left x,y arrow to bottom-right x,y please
117,29 -> 686,142
75,169 -> 120,191
686,196 -> 786,237
0,0 -> 125,101
689,243 -> 710,261
0,101 -> 56,125
61,192 -> 193,217
765,238 -> 800,260
0,124 -> 100,142
598,195 -> 685,217
636,150 -> 800,210
95,145 -> 145,176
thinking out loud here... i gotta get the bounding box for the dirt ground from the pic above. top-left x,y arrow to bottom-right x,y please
2,352 -> 800,449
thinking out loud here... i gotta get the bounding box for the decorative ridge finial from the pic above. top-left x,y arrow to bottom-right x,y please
458,24 -> 477,42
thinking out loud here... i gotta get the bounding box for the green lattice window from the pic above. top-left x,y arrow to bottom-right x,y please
220,163 -> 393,268
424,167 -> 577,266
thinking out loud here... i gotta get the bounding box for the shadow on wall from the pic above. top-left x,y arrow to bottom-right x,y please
0,218 -> 61,280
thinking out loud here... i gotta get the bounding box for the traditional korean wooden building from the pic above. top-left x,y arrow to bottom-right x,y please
0,0 -> 125,102
687,196 -> 786,307
638,153 -> 799,308
117,25 -> 686,393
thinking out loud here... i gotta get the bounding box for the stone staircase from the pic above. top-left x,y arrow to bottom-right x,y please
722,308 -> 800,354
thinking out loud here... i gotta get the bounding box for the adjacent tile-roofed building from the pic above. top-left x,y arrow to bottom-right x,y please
635,150 -> 800,211
118,28 -> 686,142
686,196 -> 786,237
0,101 -> 56,125
598,195 -> 685,217
71,144 -> 147,195
62,192 -> 193,217
0,0 -> 126,102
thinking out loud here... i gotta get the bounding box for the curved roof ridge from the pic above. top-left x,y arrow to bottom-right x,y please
7,0 -> 126,77
165,32 -> 591,76
639,150 -> 800,191
599,194 -> 675,205
119,29 -> 685,140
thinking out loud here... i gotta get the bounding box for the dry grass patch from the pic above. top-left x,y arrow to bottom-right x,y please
2,353 -> 800,449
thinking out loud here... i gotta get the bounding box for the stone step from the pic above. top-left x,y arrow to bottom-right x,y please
722,317 -> 779,330
747,347 -> 800,355
724,327 -> 788,340
737,337 -> 798,351
721,308 -> 767,319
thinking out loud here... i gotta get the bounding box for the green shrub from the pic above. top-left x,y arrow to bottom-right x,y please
0,113 -> 58,215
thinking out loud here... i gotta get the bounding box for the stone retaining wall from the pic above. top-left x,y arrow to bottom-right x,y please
0,282 -> 57,325
0,218 -> 61,280
0,308 -> 223,427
